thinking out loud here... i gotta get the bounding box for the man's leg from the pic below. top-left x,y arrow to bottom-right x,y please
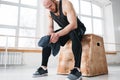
41,46 -> 51,67
59,30 -> 82,68
69,31 -> 82,68
66,31 -> 82,80
33,46 -> 51,77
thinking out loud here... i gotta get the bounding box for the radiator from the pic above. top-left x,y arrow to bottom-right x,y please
0,52 -> 23,65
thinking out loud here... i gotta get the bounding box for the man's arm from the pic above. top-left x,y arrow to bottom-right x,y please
56,0 -> 77,37
50,0 -> 77,43
47,13 -> 54,35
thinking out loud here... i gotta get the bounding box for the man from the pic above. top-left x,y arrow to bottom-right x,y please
33,0 -> 86,80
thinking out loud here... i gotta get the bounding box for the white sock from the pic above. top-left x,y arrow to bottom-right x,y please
41,66 -> 47,70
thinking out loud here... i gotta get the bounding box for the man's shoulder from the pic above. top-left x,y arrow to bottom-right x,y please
62,0 -> 73,9
62,0 -> 73,13
62,0 -> 71,5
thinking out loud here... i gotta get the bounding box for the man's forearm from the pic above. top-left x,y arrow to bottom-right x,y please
56,24 -> 77,37
48,26 -> 54,35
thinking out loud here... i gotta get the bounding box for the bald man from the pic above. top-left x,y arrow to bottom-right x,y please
33,0 -> 86,80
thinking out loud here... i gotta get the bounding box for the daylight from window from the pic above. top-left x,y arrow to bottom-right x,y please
0,0 -> 103,48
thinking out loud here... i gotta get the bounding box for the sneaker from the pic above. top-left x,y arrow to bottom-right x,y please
33,67 -> 48,78
65,68 -> 82,80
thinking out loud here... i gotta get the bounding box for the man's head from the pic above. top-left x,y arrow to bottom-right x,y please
43,0 -> 57,13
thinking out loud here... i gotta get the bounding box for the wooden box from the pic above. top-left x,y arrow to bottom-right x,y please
57,40 -> 74,74
57,34 -> 108,76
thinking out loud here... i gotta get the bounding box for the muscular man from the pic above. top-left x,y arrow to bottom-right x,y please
33,0 -> 86,80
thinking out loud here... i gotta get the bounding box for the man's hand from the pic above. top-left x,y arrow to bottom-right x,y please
50,32 -> 59,43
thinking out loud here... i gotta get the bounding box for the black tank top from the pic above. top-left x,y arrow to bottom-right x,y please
50,0 -> 86,35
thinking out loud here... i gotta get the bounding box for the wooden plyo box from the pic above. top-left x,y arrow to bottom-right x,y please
57,40 -> 75,74
57,34 -> 108,76
81,34 -> 108,76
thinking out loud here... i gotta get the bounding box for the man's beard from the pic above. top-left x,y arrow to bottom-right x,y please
53,3 -> 58,13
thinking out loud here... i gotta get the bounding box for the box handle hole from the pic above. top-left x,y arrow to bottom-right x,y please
97,42 -> 100,46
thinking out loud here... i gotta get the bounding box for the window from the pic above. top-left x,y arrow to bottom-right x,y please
0,4 -> 18,26
93,19 -> 103,35
0,28 -> 15,47
81,16 -> 92,33
92,4 -> 102,17
69,0 -> 103,36
18,38 -> 35,48
19,29 -> 35,37
0,0 -> 38,48
21,0 -> 37,6
0,28 -> 16,36
80,0 -> 103,36
0,0 -> 104,48
1,0 -> 19,3
69,0 -> 79,14
80,0 -> 91,16
20,7 -> 37,28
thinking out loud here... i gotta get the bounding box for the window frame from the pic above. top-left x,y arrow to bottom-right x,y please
79,0 -> 104,36
0,0 -> 39,48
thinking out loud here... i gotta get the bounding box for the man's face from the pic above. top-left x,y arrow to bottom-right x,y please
43,0 -> 57,13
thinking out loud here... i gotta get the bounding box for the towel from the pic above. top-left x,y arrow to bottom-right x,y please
38,35 -> 60,56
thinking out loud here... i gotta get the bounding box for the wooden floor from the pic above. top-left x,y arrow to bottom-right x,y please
0,64 -> 120,80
